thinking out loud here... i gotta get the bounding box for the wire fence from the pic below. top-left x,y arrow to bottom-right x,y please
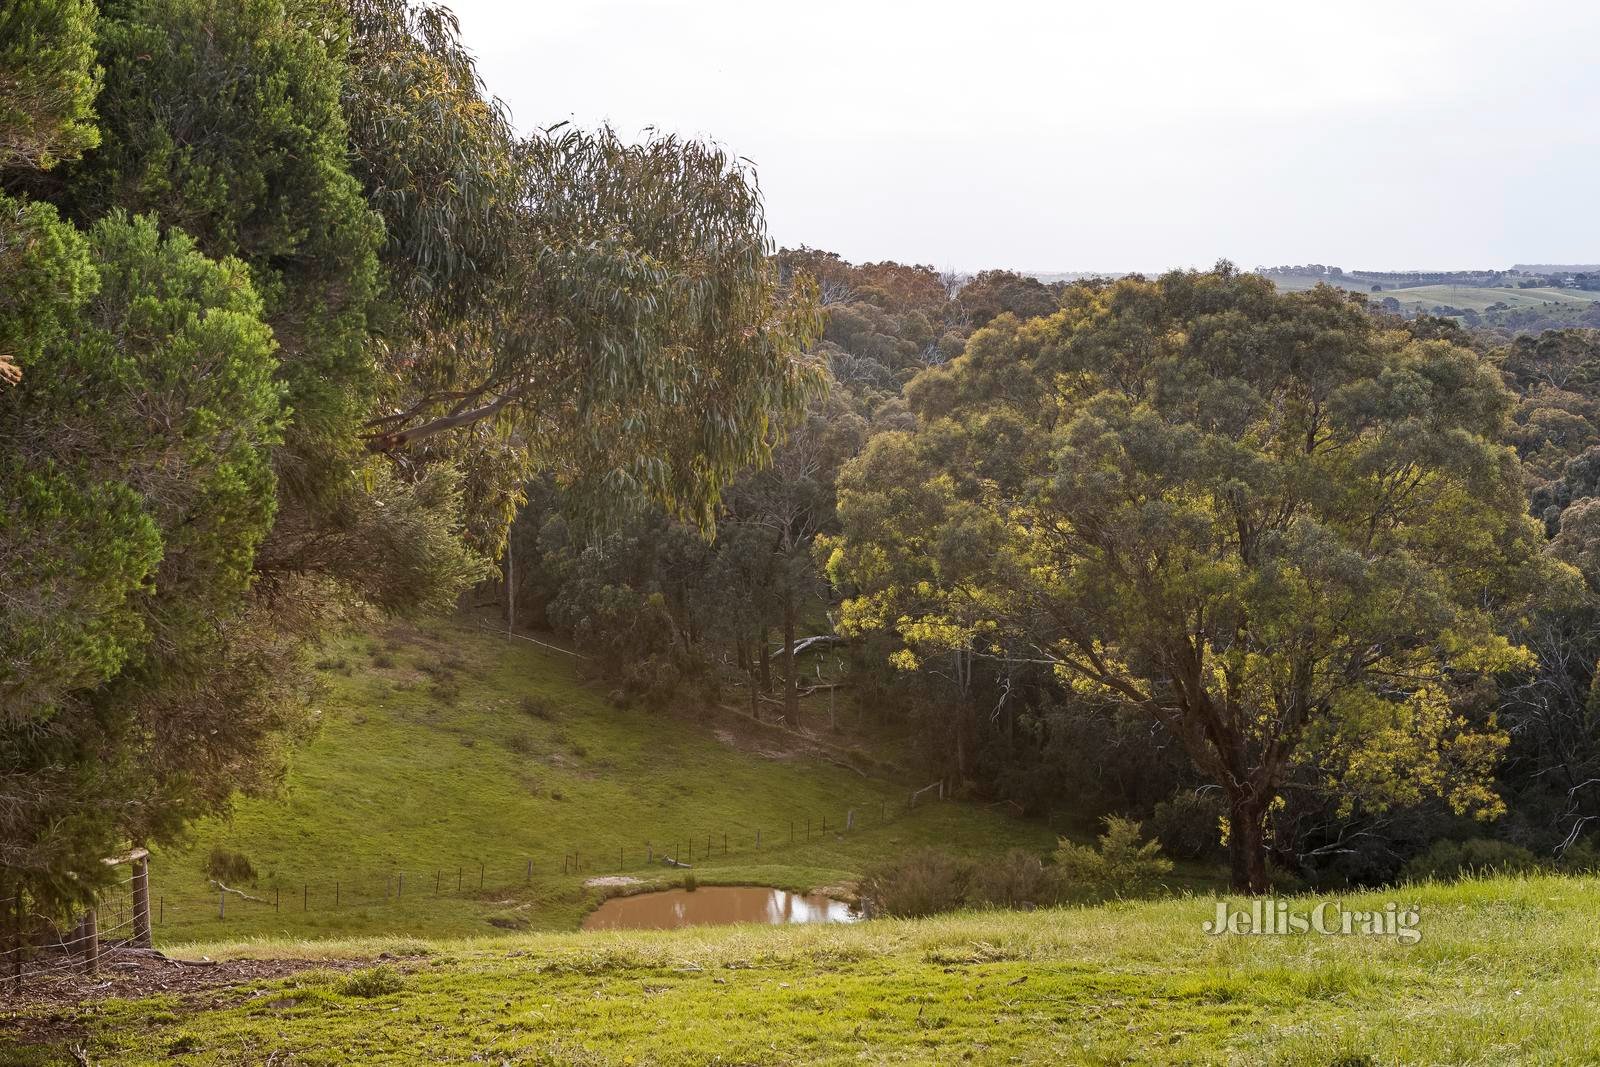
147,789 -> 949,928
1,787 -> 952,991
0,875 -> 141,994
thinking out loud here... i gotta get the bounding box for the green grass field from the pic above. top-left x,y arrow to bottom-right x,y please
1372,285 -> 1600,312
9,874 -> 1600,1064
1262,272 -> 1600,312
143,620 -> 1054,944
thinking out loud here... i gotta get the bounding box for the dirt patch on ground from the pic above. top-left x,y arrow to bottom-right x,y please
1,949 -> 375,1011
0,949 -> 401,1048
712,725 -> 803,761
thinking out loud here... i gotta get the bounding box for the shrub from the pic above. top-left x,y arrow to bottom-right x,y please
339,966 -> 404,998
520,695 -> 556,720
1054,817 -> 1172,899
682,873 -> 698,892
859,849 -> 974,918
1557,837 -> 1600,873
1402,838 -> 1539,882
371,652 -> 394,669
505,730 -> 536,756
428,679 -> 461,706
969,849 -> 1058,909
1149,788 -> 1226,861
203,847 -> 256,885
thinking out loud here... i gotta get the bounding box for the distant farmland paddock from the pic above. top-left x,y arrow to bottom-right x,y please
1373,285 -> 1600,312
1262,272 -> 1600,312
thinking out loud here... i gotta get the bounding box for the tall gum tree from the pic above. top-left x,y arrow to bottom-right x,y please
825,268 -> 1565,892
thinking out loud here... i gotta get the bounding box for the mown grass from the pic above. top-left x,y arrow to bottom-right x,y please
147,620 -> 1055,943
11,874 -> 1600,1064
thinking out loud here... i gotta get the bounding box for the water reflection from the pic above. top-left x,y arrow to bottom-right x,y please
582,886 -> 859,931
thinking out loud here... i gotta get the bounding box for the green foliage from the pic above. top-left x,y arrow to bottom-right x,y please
0,0 -> 101,169
968,848 -> 1059,909
0,209 -> 285,911
1148,789 -> 1228,862
60,0 -> 384,510
204,847 -> 257,886
827,267 -> 1558,890
1053,817 -> 1173,898
1401,838 -> 1540,882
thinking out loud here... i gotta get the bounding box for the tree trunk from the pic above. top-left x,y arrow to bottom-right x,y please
758,626 -> 772,692
504,536 -> 515,635
782,589 -> 798,722
1228,795 -> 1269,894
10,887 -> 21,994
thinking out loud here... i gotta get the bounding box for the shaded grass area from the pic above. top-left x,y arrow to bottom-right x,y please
10,875 -> 1600,1064
148,620 -> 1055,943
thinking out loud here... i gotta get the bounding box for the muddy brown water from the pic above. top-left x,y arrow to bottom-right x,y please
581,886 -> 859,931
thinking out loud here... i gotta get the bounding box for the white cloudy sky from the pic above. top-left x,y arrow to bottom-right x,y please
445,0 -> 1600,273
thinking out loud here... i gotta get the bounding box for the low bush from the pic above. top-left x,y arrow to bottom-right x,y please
203,847 -> 257,885
1402,838 -> 1540,881
969,849 -> 1059,909
1149,788 -> 1226,861
1054,816 -> 1172,899
859,849 -> 975,918
520,695 -> 556,720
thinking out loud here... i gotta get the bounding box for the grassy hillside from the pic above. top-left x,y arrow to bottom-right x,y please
145,620 -> 1053,943
11,874 -> 1600,1064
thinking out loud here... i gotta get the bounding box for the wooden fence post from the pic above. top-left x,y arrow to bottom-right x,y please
130,851 -> 152,948
78,908 -> 99,976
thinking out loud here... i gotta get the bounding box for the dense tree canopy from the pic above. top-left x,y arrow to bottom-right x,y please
0,0 -> 825,923
1,208 -> 286,905
825,268 -> 1559,891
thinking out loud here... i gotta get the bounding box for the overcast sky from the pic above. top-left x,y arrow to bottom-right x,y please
446,0 -> 1600,274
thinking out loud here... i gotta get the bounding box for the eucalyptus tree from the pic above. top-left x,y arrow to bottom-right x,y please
826,269 -> 1558,892
365,125 -> 826,531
